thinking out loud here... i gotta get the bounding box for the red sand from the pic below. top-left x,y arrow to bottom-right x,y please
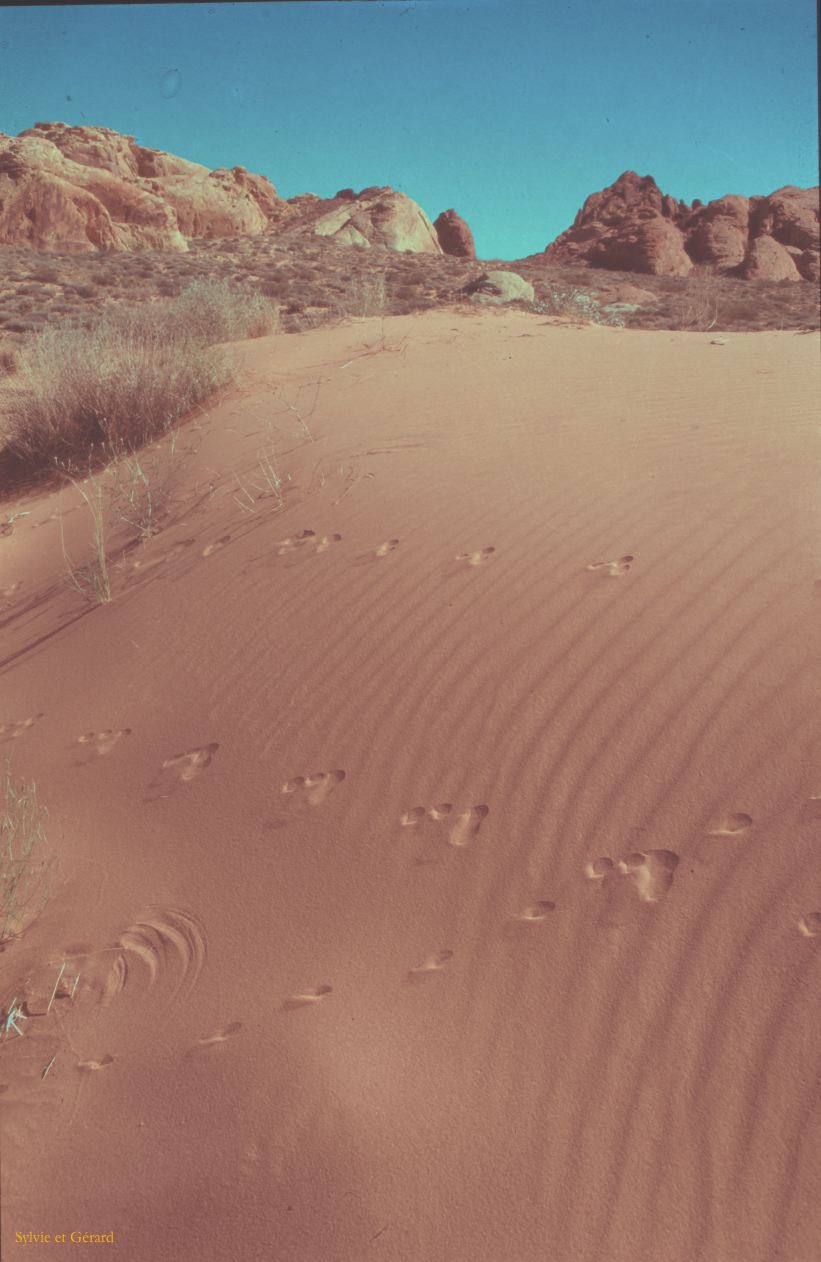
1,310 -> 820,1260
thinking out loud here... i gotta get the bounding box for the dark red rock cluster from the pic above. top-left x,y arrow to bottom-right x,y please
544,171 -> 819,281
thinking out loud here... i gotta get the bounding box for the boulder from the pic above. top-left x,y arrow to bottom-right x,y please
310,187 -> 441,253
740,235 -> 802,281
684,195 -> 749,269
434,208 -> 476,258
464,271 -> 534,304
753,186 -> 819,251
593,216 -> 693,277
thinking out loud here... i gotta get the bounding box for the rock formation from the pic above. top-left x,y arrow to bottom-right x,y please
306,187 -> 441,253
0,122 -> 281,252
544,171 -> 819,281
463,271 -> 534,305
0,124 -> 443,257
434,209 -> 476,258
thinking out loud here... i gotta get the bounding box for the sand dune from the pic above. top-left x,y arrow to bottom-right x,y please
1,310 -> 820,1260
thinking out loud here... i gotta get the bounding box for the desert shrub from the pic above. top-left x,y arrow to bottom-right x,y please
678,268 -> 720,331
30,266 -> 61,284
342,273 -> 387,318
6,279 -> 279,469
6,302 -> 231,467
169,277 -> 280,343
533,285 -> 624,327
0,763 -> 53,946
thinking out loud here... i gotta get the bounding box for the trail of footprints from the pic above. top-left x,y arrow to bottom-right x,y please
6,484 -> 817,1074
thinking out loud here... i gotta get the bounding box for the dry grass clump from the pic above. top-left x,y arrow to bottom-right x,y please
170,277 -> 280,343
7,306 -> 229,468
0,763 -> 53,947
341,272 -> 387,318
5,279 -> 277,472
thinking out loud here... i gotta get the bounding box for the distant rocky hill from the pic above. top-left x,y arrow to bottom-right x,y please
542,171 -> 819,282
0,122 -> 458,257
1,126 -> 817,285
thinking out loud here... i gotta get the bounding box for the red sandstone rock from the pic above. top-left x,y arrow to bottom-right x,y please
434,209 -> 476,258
739,235 -> 802,281
684,195 -> 750,269
544,171 -> 819,281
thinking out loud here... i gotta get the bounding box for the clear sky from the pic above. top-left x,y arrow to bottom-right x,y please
0,1 -> 817,259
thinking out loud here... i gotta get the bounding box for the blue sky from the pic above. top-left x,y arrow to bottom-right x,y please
0,1 -> 817,258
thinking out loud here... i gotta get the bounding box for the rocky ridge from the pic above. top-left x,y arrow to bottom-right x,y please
543,171 -> 819,281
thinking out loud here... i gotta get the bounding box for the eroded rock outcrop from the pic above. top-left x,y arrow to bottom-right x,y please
434,209 -> 476,258
0,123 -> 283,252
308,187 -> 442,253
544,171 -> 819,280
0,124 -> 444,257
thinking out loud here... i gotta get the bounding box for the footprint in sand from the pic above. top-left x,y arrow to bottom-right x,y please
276,529 -> 342,559
516,900 -> 556,922
131,538 -> 196,575
374,539 -> 400,557
585,857 -> 615,881
455,546 -> 495,567
315,534 -> 343,553
706,812 -> 753,837
586,849 -> 679,903
586,554 -> 634,577
76,728 -> 132,760
282,984 -> 333,1011
405,950 -> 453,983
202,536 -> 231,557
400,801 -> 489,856
78,1055 -> 114,1072
0,713 -> 44,744
145,742 -> 219,800
197,1021 -> 243,1047
798,913 -> 821,938
617,850 -> 679,902
282,769 -> 346,808
355,538 -> 401,565
1,580 -> 23,601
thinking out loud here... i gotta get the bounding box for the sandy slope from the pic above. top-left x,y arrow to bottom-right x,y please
1,310 -> 819,1262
